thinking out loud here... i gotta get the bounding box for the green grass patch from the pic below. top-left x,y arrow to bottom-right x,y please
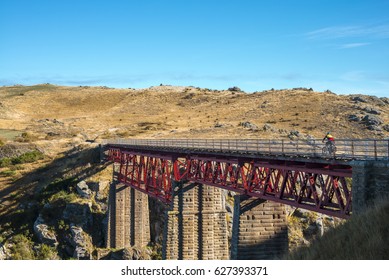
0,150 -> 44,167
8,234 -> 35,260
11,150 -> 44,164
0,157 -> 12,167
0,169 -> 16,177
0,129 -> 21,141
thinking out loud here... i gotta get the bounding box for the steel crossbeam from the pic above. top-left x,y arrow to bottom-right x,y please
108,146 -> 353,218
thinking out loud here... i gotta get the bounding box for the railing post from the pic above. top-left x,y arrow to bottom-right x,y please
374,140 -> 377,160
351,140 -> 354,158
387,140 -> 389,159
282,140 -> 284,154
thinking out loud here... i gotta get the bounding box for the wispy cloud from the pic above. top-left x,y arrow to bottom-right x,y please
341,71 -> 366,82
306,24 -> 389,40
338,42 -> 371,49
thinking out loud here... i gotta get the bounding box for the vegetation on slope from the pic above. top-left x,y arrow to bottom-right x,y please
287,198 -> 389,259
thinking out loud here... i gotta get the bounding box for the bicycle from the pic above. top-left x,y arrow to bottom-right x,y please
322,141 -> 337,156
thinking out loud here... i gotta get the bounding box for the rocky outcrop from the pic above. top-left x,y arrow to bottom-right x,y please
76,181 -> 92,199
228,86 -> 242,92
123,247 -> 152,260
0,243 -> 7,260
63,203 -> 93,228
33,215 -> 58,247
70,226 -> 93,260
362,114 -> 383,131
239,121 -> 258,131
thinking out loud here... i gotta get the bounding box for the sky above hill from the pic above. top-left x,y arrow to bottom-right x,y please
1,0 -> 389,97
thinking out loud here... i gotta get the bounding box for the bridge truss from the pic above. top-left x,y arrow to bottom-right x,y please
107,145 -> 353,218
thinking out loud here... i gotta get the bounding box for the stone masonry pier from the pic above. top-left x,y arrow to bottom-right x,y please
106,164 -> 150,248
231,196 -> 288,260
163,182 -> 229,260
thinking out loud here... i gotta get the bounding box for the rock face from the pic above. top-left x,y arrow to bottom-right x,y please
76,181 -> 92,199
63,203 -> 93,228
351,96 -> 368,103
362,114 -> 383,130
0,243 -> 7,260
70,226 -> 92,260
33,215 -> 58,247
239,121 -> 258,131
228,86 -> 241,92
348,114 -> 361,122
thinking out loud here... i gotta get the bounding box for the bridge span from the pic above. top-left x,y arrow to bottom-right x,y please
103,138 -> 389,259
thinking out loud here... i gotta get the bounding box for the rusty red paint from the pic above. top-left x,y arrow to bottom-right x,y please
107,146 -> 352,218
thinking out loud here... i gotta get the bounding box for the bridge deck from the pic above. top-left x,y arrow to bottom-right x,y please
104,138 -> 388,219
104,138 -> 389,161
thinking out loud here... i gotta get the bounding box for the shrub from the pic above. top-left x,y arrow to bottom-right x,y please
0,169 -> 16,177
0,157 -> 12,167
15,132 -> 38,143
36,244 -> 60,260
9,234 -> 35,260
11,150 -> 44,164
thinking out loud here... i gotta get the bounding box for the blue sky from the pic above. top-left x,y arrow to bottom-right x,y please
1,0 -> 389,97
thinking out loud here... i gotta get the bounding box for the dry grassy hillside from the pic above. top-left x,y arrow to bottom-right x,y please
1,84 -> 388,145
0,84 -> 388,260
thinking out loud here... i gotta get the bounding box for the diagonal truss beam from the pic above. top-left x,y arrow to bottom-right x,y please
107,147 -> 353,218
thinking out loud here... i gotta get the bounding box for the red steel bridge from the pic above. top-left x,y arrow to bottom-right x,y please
105,138 -> 389,219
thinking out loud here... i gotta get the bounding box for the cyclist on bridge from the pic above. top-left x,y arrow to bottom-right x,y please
322,132 -> 335,151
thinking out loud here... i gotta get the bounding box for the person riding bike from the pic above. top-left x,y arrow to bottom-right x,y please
322,132 -> 335,152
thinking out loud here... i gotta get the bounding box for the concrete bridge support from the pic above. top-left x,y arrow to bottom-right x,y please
230,196 -> 288,260
352,161 -> 389,214
163,182 -> 229,260
106,164 -> 150,249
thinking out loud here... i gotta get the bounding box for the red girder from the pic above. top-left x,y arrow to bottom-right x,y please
108,148 -> 352,218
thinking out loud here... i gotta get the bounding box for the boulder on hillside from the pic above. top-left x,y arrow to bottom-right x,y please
239,121 -> 258,131
362,114 -> 383,131
263,123 -> 276,132
351,96 -> 368,103
363,107 -> 381,115
288,130 -> 300,139
33,215 -> 58,247
381,97 -> 389,105
70,226 -> 92,260
228,86 -> 242,92
362,114 -> 382,125
0,243 -> 7,260
76,181 -> 92,199
348,114 -> 361,122
62,203 -> 93,228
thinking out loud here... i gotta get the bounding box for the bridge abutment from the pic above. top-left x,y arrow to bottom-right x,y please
162,182 -> 229,260
352,161 -> 389,214
230,195 -> 288,260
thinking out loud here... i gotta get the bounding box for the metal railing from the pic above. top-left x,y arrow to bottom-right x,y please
103,138 -> 389,160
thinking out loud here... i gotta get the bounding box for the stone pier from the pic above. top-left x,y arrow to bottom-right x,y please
163,182 -> 229,260
230,195 -> 288,260
351,161 -> 389,214
106,164 -> 150,248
